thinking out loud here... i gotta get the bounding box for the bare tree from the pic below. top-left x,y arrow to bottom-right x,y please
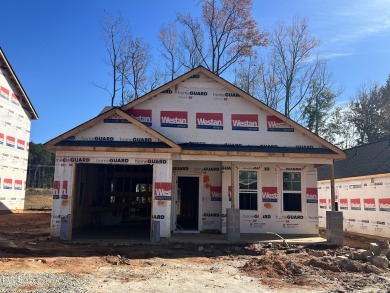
158,23 -> 182,81
177,0 -> 267,75
258,58 -> 284,110
123,38 -> 151,100
233,51 -> 284,111
99,12 -> 154,105
233,53 -> 262,95
179,29 -> 204,71
148,65 -> 165,92
99,12 -> 129,106
269,17 -> 321,118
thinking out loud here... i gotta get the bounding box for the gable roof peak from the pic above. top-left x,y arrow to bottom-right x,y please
0,47 -> 38,120
119,66 -> 345,160
44,107 -> 181,152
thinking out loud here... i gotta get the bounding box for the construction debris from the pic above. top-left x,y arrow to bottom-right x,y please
0,212 -> 389,292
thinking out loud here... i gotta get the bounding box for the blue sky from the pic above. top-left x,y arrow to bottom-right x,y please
1,0 -> 389,143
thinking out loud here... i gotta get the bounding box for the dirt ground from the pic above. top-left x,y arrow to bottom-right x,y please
0,195 -> 389,292
24,189 -> 52,211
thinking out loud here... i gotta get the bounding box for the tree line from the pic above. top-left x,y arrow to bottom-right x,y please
98,0 -> 389,149
26,143 -> 55,188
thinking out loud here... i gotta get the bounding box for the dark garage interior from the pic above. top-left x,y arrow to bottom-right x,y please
72,163 -> 153,240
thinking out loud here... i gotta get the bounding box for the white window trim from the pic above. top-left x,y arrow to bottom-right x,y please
281,170 -> 305,214
238,169 -> 260,211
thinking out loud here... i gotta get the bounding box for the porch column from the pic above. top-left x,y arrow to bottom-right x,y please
330,163 -> 336,211
151,160 -> 172,240
227,161 -> 240,242
326,160 -> 343,246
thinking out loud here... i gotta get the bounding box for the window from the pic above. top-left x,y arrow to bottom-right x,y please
239,170 -> 258,210
283,172 -> 302,212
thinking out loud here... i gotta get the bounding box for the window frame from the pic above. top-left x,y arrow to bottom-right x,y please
282,171 -> 303,212
238,169 -> 258,211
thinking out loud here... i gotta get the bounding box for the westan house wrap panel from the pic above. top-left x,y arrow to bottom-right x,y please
133,73 -> 325,148
200,162 -> 222,231
45,66 -> 345,239
317,182 -> 330,227
152,161 -> 172,237
50,158 -> 74,238
67,119 -> 160,142
221,162 -> 232,233
233,163 -> 263,233
222,162 -> 319,234
232,164 -> 318,234
306,168 -> 319,230
54,151 -> 172,165
258,164 -> 279,232
172,160 -> 222,232
237,163 -> 277,233
51,161 -> 65,236
318,175 -> 390,238
0,67 -> 32,211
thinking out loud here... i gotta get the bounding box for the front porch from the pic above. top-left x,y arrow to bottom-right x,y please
71,231 -> 326,246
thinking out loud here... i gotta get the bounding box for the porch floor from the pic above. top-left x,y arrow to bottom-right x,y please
169,232 -> 326,245
71,231 -> 326,245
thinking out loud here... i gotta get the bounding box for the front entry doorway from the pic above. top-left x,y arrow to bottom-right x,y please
176,176 -> 199,230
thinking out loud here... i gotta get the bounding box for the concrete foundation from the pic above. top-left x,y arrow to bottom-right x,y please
226,208 -> 240,242
326,211 -> 344,246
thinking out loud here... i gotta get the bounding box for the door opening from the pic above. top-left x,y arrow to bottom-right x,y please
176,176 -> 199,230
72,164 -> 153,241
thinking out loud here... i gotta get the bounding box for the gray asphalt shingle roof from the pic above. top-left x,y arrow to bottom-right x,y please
317,139 -> 390,180
180,143 -> 336,155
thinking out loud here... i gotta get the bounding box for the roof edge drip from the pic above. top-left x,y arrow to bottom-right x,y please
0,47 -> 38,120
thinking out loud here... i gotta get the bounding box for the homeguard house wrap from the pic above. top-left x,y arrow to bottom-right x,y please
45,66 -> 345,241
0,48 -> 38,211
318,139 -> 390,238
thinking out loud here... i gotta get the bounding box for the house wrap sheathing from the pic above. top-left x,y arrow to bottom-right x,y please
318,139 -> 390,238
0,48 -> 38,211
45,66 -> 345,240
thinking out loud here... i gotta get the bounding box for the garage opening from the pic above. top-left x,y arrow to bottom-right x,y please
72,163 -> 153,241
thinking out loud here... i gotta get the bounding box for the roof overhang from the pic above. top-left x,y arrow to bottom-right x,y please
45,66 -> 346,161
44,107 -> 181,153
121,66 -> 346,161
0,47 -> 38,120
180,150 -> 344,160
